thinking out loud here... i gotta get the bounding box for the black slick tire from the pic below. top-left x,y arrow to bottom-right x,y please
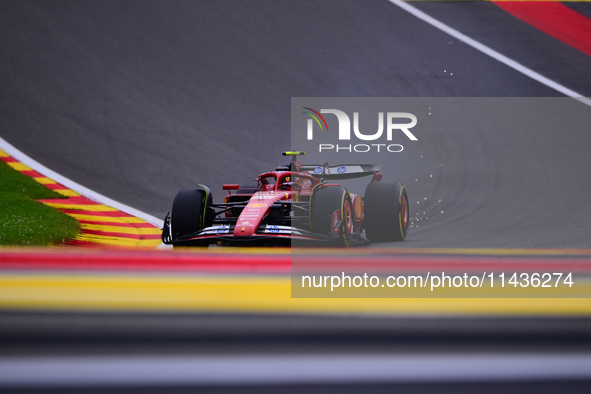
363,182 -> 409,242
171,188 -> 212,240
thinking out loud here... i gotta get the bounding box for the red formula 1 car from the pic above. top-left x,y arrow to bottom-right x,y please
161,151 -> 409,246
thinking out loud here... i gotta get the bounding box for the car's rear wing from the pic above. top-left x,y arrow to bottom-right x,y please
299,164 -> 382,180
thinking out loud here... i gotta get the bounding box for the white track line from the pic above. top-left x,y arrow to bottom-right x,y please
1,353 -> 591,387
388,0 -> 591,107
0,136 -> 163,228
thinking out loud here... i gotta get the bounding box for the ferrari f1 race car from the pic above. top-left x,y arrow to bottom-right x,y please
161,152 -> 409,246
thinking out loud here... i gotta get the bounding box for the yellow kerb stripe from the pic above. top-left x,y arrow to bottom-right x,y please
56,190 -> 81,197
54,189 -> 81,197
7,162 -> 32,171
72,234 -> 162,247
68,214 -> 148,224
80,224 -> 161,235
34,177 -> 57,184
41,202 -> 119,211
0,274 -> 590,315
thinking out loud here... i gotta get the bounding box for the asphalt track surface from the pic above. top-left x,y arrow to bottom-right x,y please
0,0 -> 589,248
1,0 -> 589,229
1,0 -> 591,392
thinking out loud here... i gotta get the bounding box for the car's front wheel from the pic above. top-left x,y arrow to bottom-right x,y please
170,186 -> 213,240
310,185 -> 352,246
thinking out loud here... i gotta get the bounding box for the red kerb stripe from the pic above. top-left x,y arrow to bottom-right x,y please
21,170 -> 44,178
44,183 -> 68,190
1,250 -> 590,274
494,1 -> 591,57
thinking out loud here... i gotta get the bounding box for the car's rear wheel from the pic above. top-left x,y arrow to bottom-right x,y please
363,182 -> 409,242
170,187 -> 213,240
310,185 -> 352,246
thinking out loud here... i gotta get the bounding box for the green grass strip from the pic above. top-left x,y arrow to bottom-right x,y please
0,160 -> 80,245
